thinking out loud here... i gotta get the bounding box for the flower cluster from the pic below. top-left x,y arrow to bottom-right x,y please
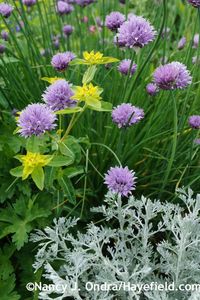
105,11 -> 125,32
51,51 -> 76,71
57,1 -> 74,15
112,103 -> 144,128
22,0 -> 37,7
17,104 -> 57,138
118,59 -> 137,76
188,115 -> 200,129
72,50 -> 119,65
19,152 -> 52,180
178,37 -> 186,50
187,0 -> 200,8
153,62 -> 192,90
75,0 -> 95,7
104,166 -> 137,196
42,79 -> 76,111
116,15 -> 156,49
0,3 -> 13,18
63,24 -> 74,36
71,83 -> 102,108
146,83 -> 158,96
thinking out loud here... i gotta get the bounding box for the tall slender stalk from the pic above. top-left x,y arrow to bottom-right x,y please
160,92 -> 178,195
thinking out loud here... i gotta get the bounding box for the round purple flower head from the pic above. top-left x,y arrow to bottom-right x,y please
62,0 -> 75,3
188,115 -> 200,129
22,0 -> 37,7
104,166 -> 137,197
63,24 -> 74,36
1,30 -> 8,41
42,79 -> 76,111
146,83 -> 158,96
194,139 -> 200,145
17,104 -> 57,138
75,0 -> 95,7
118,59 -> 137,76
192,56 -> 200,65
0,44 -> 6,54
53,39 -> 60,49
112,103 -> 144,128
51,51 -> 76,72
105,11 -> 125,32
117,15 -> 156,49
96,17 -> 103,28
153,62 -> 192,90
57,1 -> 74,15
0,3 -> 13,18
188,0 -> 200,8
178,37 -> 186,50
193,33 -> 199,48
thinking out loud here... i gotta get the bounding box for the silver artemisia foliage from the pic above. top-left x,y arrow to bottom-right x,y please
30,188 -> 200,300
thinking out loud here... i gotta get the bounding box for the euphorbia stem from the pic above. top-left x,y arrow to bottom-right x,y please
61,113 -> 76,142
61,106 -> 86,142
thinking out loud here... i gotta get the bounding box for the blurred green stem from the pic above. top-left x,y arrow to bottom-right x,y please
160,92 -> 178,195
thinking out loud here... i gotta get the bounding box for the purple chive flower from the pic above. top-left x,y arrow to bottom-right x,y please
0,44 -> 6,54
104,166 -> 137,196
116,15 -> 156,49
95,17 -> 103,28
63,24 -> 74,36
193,33 -> 199,48
75,0 -> 95,7
81,16 -> 88,23
1,30 -> 8,41
188,115 -> 200,129
112,103 -> 144,128
17,104 -> 57,138
192,56 -> 200,65
57,1 -> 74,15
146,83 -> 158,96
153,62 -> 192,90
187,0 -> 200,8
62,0 -> 75,3
105,12 -> 125,32
0,3 -> 13,18
118,59 -> 137,76
51,51 -> 75,72
53,39 -> 60,49
42,79 -> 76,111
22,0 -> 37,7
178,37 -> 186,50
194,138 -> 200,145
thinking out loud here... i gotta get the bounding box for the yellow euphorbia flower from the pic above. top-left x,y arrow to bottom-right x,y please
70,50 -> 119,66
71,83 -> 103,108
17,152 -> 52,180
83,51 -> 104,65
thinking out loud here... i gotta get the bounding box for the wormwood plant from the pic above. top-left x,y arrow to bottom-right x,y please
31,188 -> 200,300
